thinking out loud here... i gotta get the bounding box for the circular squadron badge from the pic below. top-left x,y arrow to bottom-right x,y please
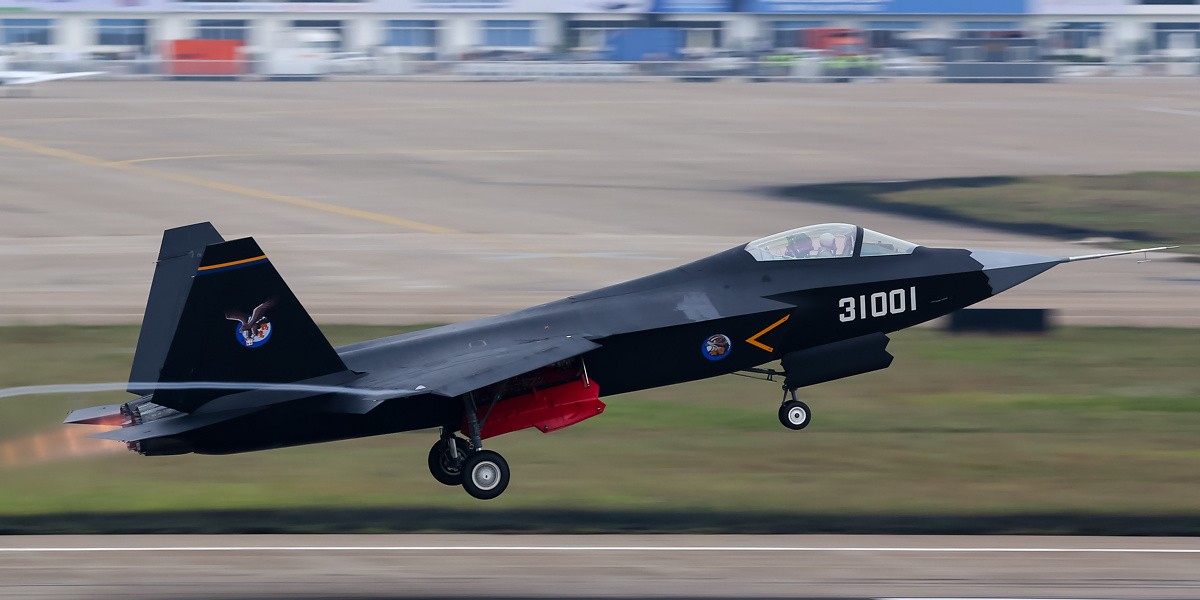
702,334 -> 732,361
235,319 -> 273,348
225,299 -> 276,349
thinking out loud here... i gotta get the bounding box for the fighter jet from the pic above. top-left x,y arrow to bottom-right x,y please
0,70 -> 102,96
65,222 -> 1174,499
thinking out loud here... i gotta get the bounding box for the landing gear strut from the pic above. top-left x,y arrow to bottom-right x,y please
426,393 -> 512,499
427,433 -> 469,486
778,387 -> 811,431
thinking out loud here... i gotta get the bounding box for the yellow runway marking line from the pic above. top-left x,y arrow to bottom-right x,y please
0,134 -> 115,169
0,98 -> 678,125
0,134 -> 458,234
114,148 -> 546,166
149,170 -> 458,234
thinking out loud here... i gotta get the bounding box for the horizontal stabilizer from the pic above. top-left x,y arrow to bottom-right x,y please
89,406 -> 264,443
63,404 -> 125,426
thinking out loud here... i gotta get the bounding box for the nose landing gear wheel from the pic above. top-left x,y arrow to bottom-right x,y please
428,437 -> 468,486
779,399 -> 811,430
462,450 -> 510,500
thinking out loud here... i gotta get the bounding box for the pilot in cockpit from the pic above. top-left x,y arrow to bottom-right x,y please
816,231 -> 855,257
786,233 -> 813,258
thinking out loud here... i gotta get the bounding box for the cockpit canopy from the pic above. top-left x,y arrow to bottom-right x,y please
744,223 -> 920,262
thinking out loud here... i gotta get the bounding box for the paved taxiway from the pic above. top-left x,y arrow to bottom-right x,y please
1,534 -> 1198,599
1,80 -> 1199,326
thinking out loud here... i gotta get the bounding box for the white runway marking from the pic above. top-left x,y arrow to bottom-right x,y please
1141,106 -> 1200,118
0,545 -> 1197,554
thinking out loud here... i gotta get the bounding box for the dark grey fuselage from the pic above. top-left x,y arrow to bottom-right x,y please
172,241 -> 1060,455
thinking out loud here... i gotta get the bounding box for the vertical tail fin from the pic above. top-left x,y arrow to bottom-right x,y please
128,222 -> 225,395
131,224 -> 349,412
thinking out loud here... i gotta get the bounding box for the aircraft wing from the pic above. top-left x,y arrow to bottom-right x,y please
338,336 -> 602,414
89,335 -> 604,438
0,71 -> 103,85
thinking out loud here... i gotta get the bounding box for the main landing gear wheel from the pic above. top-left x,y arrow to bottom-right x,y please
427,437 -> 468,486
462,450 -> 510,500
779,399 -> 811,431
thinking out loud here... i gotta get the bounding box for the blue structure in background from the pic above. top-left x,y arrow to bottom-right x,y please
603,28 -> 686,60
743,0 -> 1026,14
651,0 -> 735,12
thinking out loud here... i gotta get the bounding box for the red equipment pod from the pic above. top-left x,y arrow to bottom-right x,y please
463,380 -> 604,440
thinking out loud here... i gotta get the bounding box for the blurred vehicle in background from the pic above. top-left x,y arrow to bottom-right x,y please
163,40 -> 243,79
821,52 -> 882,81
460,49 -> 546,62
942,36 -> 1055,83
676,49 -> 751,81
752,49 -> 823,81
879,48 -> 936,79
1158,41 -> 1200,76
799,28 -> 881,81
327,52 -> 379,74
263,29 -> 338,80
803,27 -> 863,55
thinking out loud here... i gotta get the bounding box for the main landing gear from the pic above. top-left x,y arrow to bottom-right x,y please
428,431 -> 512,500
778,387 -> 811,431
427,435 -> 469,486
426,394 -> 511,500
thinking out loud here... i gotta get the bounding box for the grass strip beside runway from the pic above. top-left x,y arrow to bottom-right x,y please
781,173 -> 1200,254
0,325 -> 1197,534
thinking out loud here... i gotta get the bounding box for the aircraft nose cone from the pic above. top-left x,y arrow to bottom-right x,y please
968,249 -> 1065,296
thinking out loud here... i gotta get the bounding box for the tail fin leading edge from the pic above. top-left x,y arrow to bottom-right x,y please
128,222 -> 224,395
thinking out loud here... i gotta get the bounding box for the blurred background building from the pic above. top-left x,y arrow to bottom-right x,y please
1,0 -> 1198,64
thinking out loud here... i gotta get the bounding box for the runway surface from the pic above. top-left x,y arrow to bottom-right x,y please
0,80 -> 1198,326
1,534 -> 1198,599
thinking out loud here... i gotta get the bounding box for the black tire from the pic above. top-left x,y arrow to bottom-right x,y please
427,438 -> 466,486
461,450 -> 510,500
778,399 -> 811,431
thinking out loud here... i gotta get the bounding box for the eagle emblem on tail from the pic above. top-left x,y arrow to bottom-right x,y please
226,299 -> 276,348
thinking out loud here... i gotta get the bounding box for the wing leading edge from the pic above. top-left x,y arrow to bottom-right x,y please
338,336 -> 603,414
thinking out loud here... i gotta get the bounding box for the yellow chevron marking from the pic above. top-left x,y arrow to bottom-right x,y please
745,314 -> 791,353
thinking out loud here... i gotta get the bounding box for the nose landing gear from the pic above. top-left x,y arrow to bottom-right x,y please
778,387 -> 811,431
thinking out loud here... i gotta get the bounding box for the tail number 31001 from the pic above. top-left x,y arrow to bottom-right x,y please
839,287 -> 917,323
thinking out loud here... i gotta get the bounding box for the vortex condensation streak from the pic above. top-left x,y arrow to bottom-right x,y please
0,381 -> 416,400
